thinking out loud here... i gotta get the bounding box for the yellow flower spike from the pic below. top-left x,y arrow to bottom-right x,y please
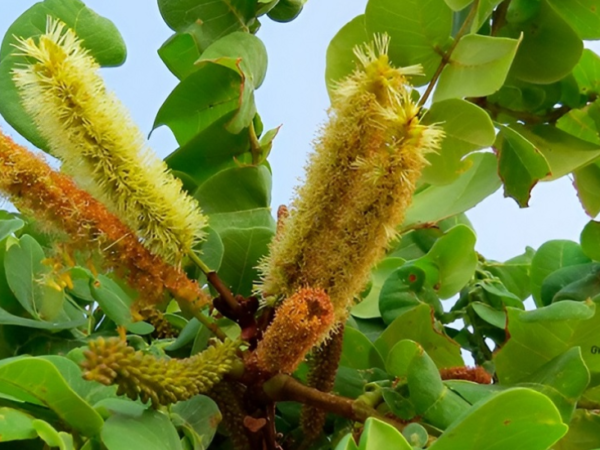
12,17 -> 206,264
259,35 -> 443,329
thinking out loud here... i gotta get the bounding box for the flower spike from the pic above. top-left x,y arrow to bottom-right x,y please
12,17 -> 206,264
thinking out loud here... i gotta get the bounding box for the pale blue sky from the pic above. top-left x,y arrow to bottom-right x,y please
0,1 -> 595,263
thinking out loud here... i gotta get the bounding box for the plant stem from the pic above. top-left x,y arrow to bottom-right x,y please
470,97 -> 572,124
191,308 -> 228,342
418,0 -> 479,108
262,374 -> 407,432
491,0 -> 510,36
249,121 -> 262,165
188,250 -> 242,315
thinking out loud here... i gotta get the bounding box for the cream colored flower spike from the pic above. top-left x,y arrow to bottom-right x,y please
12,17 -> 206,265
259,34 -> 444,329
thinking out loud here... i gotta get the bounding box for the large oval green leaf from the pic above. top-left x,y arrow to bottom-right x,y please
428,388 -> 568,450
421,99 -> 496,185
403,153 -> 502,230
530,240 -> 591,306
153,62 -> 242,146
0,357 -> 103,436
102,410 -> 182,450
325,15 -> 369,97
501,0 -> 582,84
434,35 -> 520,102
374,303 -> 463,367
0,0 -> 126,151
365,0 -> 453,85
495,125 -> 551,207
494,302 -> 600,384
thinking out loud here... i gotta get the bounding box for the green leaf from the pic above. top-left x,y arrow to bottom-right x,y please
90,275 -> 153,335
0,407 -> 37,441
325,15 -> 369,97
102,410 -> 182,450
374,303 -> 463,367
407,347 -> 470,429
0,357 -> 103,436
267,0 -> 307,23
0,306 -> 85,330
471,302 -> 507,329
170,396 -> 221,450
358,418 -> 412,450
548,264 -> 600,304
196,33 -> 267,133
472,0 -> 504,32
365,0 -> 453,85
530,240 -> 591,306
582,221 -> 600,261
547,0 -> 600,39
339,327 -> 385,371
385,339 -> 420,378
195,166 -> 271,214
4,234 -> 69,322
379,265 -> 442,325
153,62 -> 242,146
208,208 -> 276,234
574,49 -> 600,97
158,0 -> 256,37
413,225 -> 477,299
217,226 -> 273,297
520,347 -> 590,423
496,125 -> 551,207
553,409 -> 600,450
434,35 -> 520,102
334,434 -> 360,450
158,32 -> 202,80
494,302 -> 600,384
403,153 -> 502,230
506,0 -> 542,24
199,32 -> 267,89
482,248 -> 535,300
199,227 -> 225,272
574,162 -> 600,217
557,100 -> 600,145
428,388 -> 568,450
421,99 -> 496,185
33,420 -> 74,450
165,112 -> 251,188
4,235 -> 45,317
0,0 -> 126,151
501,0 -> 582,84
0,217 -> 24,242
445,0 -> 474,11
512,125 -> 600,181
352,257 -> 405,319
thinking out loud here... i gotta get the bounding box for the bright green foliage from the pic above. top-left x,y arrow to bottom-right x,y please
1,0 -> 600,449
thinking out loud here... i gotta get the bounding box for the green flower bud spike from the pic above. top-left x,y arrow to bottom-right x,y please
81,332 -> 239,407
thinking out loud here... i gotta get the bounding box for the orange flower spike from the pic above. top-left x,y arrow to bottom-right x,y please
254,288 -> 334,374
439,366 -> 493,384
0,130 -> 209,309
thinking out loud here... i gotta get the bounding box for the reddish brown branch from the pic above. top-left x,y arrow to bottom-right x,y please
262,374 -> 406,432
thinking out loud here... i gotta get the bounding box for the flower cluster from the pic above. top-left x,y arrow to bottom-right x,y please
0,131 -> 208,309
254,287 -> 334,374
259,35 -> 443,330
81,334 -> 239,407
12,18 -> 206,264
